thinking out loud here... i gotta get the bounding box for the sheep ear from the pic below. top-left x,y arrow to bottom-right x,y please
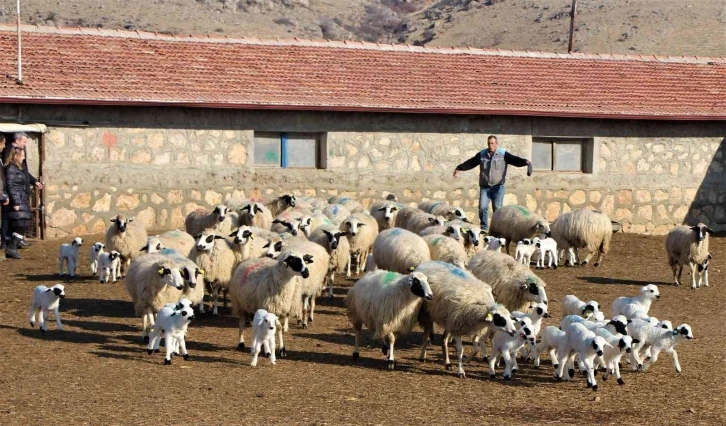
377,207 -> 386,211
128,218 -> 134,222
706,228 -> 714,235
140,245 -> 148,252
358,223 -> 366,227
272,219 -> 283,224
428,218 -> 436,223
632,338 -> 640,344
339,231 -> 348,237
303,254 -> 314,264
45,288 -> 52,293
391,207 -> 399,211
262,242 -> 270,248
229,229 -> 239,238
110,218 -> 117,222
214,235 -> 226,240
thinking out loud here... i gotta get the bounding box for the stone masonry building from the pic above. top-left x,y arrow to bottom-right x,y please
0,25 -> 724,238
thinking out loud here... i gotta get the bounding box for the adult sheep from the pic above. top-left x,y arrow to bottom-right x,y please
185,205 -> 239,237
418,201 -> 465,221
142,230 -> 195,257
372,228 -> 431,274
415,261 -> 518,378
665,223 -> 712,289
309,225 -> 351,295
238,202 -> 274,231
340,213 -> 379,275
489,205 -> 550,255
265,194 -> 296,217
328,196 -> 365,214
550,207 -> 612,267
106,215 -> 148,278
467,249 -> 548,312
345,270 -> 433,369
422,234 -> 468,269
189,232 -> 240,316
280,241 -> 330,328
369,200 -> 405,231
322,204 -> 352,226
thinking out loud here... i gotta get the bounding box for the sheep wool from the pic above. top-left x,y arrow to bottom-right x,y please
550,207 -> 612,267
489,205 -> 550,255
189,233 -> 241,316
309,224 -> 352,294
418,201 -> 465,221
143,230 -> 196,257
105,215 -> 148,277
28,284 -> 66,332
340,213 -> 379,274
280,241 -> 330,327
665,223 -> 712,289
423,234 -> 468,269
373,228 -> 431,274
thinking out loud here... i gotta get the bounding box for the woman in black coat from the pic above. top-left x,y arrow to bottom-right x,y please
4,146 -> 32,259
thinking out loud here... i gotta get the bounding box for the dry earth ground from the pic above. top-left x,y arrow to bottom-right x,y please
0,232 -> 724,425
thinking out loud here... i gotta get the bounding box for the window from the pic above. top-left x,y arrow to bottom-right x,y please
532,137 -> 594,173
254,132 -> 325,168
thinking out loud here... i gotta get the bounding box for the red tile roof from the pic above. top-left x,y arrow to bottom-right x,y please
0,25 -> 724,120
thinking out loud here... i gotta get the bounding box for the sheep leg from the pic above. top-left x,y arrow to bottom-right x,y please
667,348 -> 681,373
301,296 -> 310,329
211,285 -> 219,316
346,257 -> 351,278
251,341 -> 261,367
464,334 -> 481,363
554,350 -> 569,381
689,262 -> 697,290
488,351 -> 497,378
28,303 -> 38,328
386,333 -> 396,370
614,359 -> 625,385
59,257 -> 65,276
69,258 -> 76,278
502,349 -> 514,380
142,314 -> 149,341
676,265 -> 684,287
327,272 -> 335,299
594,250 -> 604,267
310,296 -> 317,322
352,322 -> 363,360
360,250 -> 369,272
580,251 -> 595,266
111,264 -> 117,283
454,336 -> 466,378
163,333 -> 174,365
53,306 -> 63,331
418,324 -> 431,361
583,357 -> 597,391
277,325 -> 287,358
237,317 -> 247,350
283,316 -> 289,333
177,336 -> 189,360
268,337 -> 277,365
442,331 -> 452,370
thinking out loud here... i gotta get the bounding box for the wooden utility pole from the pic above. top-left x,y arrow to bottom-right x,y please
16,0 -> 22,83
568,0 -> 578,53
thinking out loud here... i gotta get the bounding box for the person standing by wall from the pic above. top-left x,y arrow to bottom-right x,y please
0,135 -> 9,259
453,135 -> 533,233
2,132 -> 42,249
4,147 -> 33,259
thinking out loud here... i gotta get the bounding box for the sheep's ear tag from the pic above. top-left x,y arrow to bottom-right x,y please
249,234 -> 255,240
486,313 -> 493,322
198,268 -> 205,275
673,330 -> 679,336
158,267 -> 166,276
409,266 -> 415,272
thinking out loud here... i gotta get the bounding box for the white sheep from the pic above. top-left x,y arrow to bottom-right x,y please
611,284 -> 660,318
323,203 -> 352,226
265,194 -> 296,217
271,217 -> 305,237
146,302 -> 194,365
372,228 -> 431,274
229,252 -> 309,357
550,208 -> 612,267
533,326 -> 567,370
456,222 -> 485,258
28,284 -> 66,332
556,323 -> 611,391
228,226 -> 264,262
417,223 -> 464,241
418,201 -> 466,221
393,206 -> 423,230
483,236 -> 506,252
58,237 -> 83,277
665,223 -> 712,288
184,205 -> 235,236
369,200 -> 404,231
250,309 -> 280,367
592,328 -> 637,385
642,324 -> 694,374
238,202 -> 274,230
512,302 -> 550,340
157,248 -> 206,310
560,315 -> 630,338
626,318 -> 675,370
489,205 -> 551,255
142,230 -> 196,257
467,249 -> 548,312
415,261 -> 518,378
346,270 -> 433,369
89,242 -> 105,276
535,236 -> 558,269
106,215 -> 148,278
422,234 -> 468,269
98,250 -> 121,283
697,253 -> 712,288
124,254 -> 185,341
308,225 -> 351,296
280,241 -> 330,328
514,237 -> 540,267
328,196 -> 365,214
262,239 -> 285,259
488,323 -> 537,380
189,232 -> 241,316
562,295 -> 603,320
340,213 -> 379,275
405,213 -> 446,234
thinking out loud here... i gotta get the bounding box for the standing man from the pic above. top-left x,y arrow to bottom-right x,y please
1,132 -> 42,248
453,135 -> 532,233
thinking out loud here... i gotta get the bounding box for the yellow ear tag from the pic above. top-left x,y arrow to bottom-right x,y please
250,235 -> 255,240
486,313 -> 493,321
157,267 -> 165,275
198,268 -> 205,275
409,266 -> 415,272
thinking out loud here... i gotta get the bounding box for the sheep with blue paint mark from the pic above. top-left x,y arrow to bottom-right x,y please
345,270 -> 433,369
405,213 -> 447,234
369,199 -> 405,231
418,201 -> 466,221
422,234 -> 468,269
328,196 -> 365,214
372,228 -> 431,274
323,204 -> 352,226
142,229 -> 196,257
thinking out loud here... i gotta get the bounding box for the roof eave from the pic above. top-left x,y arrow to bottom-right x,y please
1,96 -> 724,121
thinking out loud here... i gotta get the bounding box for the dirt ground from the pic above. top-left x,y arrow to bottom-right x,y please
0,232 -> 724,425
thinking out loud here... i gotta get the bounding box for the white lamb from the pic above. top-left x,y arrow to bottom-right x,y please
556,323 -> 611,391
488,323 -> 537,380
514,238 -> 540,267
483,236 -> 506,252
28,284 -> 66,332
346,270 -> 434,369
98,250 -> 122,283
611,284 -> 660,318
511,302 -> 550,358
562,295 -> 604,321
641,324 -> 694,374
58,237 -> 83,277
626,318 -> 677,370
250,309 -> 280,367
535,237 -> 558,269
147,301 -> 195,365
533,326 -> 567,370
90,242 -> 105,276
592,328 -> 637,385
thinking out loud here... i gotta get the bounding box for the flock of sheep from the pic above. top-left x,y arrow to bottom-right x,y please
30,192 -> 714,389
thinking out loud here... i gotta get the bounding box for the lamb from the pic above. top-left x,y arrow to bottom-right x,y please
512,302 -> 550,338
98,250 -> 121,283
415,261 -> 518,378
555,323 -> 611,391
345,270 -> 434,369
488,323 -> 537,380
405,213 -> 446,234
514,238 -> 540,267
697,253 -> 712,289
533,326 -> 567,370
105,214 -> 148,278
373,228 -> 431,274
665,223 -> 712,288
238,202 -> 274,230
418,201 -> 466,221
423,234 -> 468,269
489,205 -> 551,255
142,230 -> 196,257
189,232 -> 241,316
559,315 -> 630,338
467,249 -> 548,313
28,284 -> 66,332
369,200 -> 404,231
265,194 -> 296,217
184,205 -> 237,236
146,301 -> 194,365
279,241 -> 330,328
340,213 -> 379,275
309,225 -> 351,296
641,324 -> 694,374
58,237 -> 83,278
229,252 -> 310,357
90,242 -> 105,276
626,318 -> 676,370
592,328 -> 637,385
124,254 -> 185,341
483,236 -> 506,252
323,204 -> 352,226
550,208 -> 612,267
611,284 -> 660,318
250,309 -> 280,367
535,237 -> 558,269
562,295 -> 604,321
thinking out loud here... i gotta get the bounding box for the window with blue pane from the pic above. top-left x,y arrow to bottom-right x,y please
254,132 -> 323,168
532,137 -> 594,173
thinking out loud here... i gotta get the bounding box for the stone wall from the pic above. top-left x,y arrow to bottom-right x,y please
1,105 -> 723,238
